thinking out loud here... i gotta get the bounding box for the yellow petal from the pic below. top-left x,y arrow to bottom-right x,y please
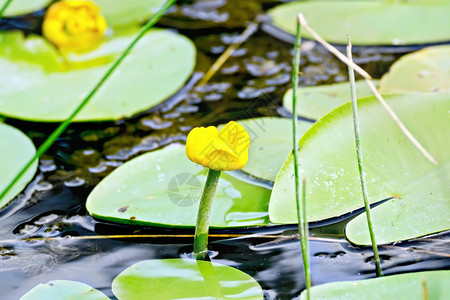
218,121 -> 250,155
186,121 -> 250,171
186,126 -> 218,166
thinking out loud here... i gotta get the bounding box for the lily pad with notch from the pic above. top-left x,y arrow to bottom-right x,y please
0,123 -> 37,209
0,29 -> 196,122
269,93 -> 450,245
112,259 -> 263,300
86,145 -> 272,227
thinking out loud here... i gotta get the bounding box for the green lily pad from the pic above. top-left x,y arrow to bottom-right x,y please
20,280 -> 109,300
300,270 -> 450,300
0,29 -> 196,122
269,93 -> 450,245
220,118 -> 313,181
93,0 -> 166,28
112,259 -> 263,300
0,0 -> 51,17
0,123 -> 37,208
86,145 -> 271,227
268,1 -> 450,45
379,45 -> 450,94
283,80 -> 377,120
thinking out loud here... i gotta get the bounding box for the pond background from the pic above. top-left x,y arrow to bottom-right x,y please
1,0 -> 449,299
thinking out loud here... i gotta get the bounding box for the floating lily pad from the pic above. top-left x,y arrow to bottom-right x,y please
0,29 -> 196,122
220,118 -> 313,181
0,0 -> 51,17
0,123 -> 37,208
300,270 -> 450,300
269,93 -> 450,245
20,280 -> 109,300
379,45 -> 450,94
283,80 -> 377,120
86,145 -> 271,227
112,259 -> 263,300
93,0 -> 166,28
268,1 -> 450,45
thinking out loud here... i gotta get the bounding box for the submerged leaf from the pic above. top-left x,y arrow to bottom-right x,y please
379,45 -> 450,94
112,259 -> 263,300
20,280 -> 109,300
86,145 -> 271,228
0,29 -> 196,122
0,123 -> 37,208
268,1 -> 450,45
269,93 -> 450,245
300,270 -> 450,300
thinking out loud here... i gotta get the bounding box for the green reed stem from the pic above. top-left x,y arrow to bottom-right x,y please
194,169 -> 221,260
346,35 -> 383,277
292,16 -> 311,300
0,0 -> 177,202
0,0 -> 13,20
298,177 -> 311,299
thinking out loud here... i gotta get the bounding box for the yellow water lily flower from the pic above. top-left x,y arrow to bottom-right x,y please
186,121 -> 250,171
42,0 -> 107,51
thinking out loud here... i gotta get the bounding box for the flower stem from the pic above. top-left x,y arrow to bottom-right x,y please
194,168 -> 221,260
0,0 -> 177,202
347,35 -> 383,277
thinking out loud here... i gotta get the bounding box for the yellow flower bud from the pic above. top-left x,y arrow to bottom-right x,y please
186,121 -> 250,171
42,0 -> 107,51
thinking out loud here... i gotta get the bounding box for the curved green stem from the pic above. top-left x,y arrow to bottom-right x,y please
194,169 -> 221,260
0,0 -> 177,202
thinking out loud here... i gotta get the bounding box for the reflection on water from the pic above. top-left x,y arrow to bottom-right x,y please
1,211 -> 449,299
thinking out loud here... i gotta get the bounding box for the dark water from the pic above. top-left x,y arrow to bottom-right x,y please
1,0 -> 449,299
